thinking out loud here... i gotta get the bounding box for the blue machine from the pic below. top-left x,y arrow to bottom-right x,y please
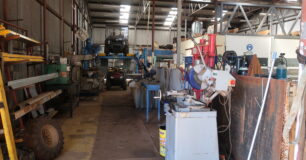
82,38 -> 101,70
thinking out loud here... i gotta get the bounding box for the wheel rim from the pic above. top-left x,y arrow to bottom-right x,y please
41,124 -> 59,148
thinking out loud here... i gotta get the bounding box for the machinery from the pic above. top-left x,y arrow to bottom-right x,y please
80,38 -> 104,95
106,67 -> 127,90
165,34 -> 236,160
104,34 -> 129,56
186,34 -> 236,102
166,97 -> 219,160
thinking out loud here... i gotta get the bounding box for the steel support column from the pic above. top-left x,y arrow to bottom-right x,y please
2,0 -> 8,21
295,1 -> 306,160
214,4 -> 218,34
152,0 -> 155,53
177,0 -> 182,66
43,0 -> 47,59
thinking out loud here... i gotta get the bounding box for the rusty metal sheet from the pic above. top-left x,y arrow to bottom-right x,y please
229,75 -> 288,160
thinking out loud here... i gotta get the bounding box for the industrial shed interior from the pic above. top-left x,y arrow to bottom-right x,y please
0,0 -> 305,160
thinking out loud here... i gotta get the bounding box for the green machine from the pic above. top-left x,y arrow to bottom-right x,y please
45,64 -> 70,84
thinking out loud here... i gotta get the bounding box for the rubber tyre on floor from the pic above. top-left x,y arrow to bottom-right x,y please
106,82 -> 111,90
24,117 -> 64,160
123,46 -> 129,56
122,82 -> 127,90
105,46 -> 110,56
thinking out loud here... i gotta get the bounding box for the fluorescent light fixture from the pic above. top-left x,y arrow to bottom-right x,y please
119,5 -> 130,24
120,20 -> 128,24
166,17 -> 175,22
190,0 -> 211,2
120,13 -> 129,19
164,21 -> 172,26
169,11 -> 177,15
211,18 -> 220,22
120,5 -> 131,12
164,8 -> 178,26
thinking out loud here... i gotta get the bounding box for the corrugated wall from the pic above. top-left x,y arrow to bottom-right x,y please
1,0 -> 84,55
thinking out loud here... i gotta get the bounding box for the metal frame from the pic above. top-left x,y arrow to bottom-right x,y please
188,2 -> 209,16
219,3 -> 302,36
7,73 -> 59,89
135,0 -> 151,27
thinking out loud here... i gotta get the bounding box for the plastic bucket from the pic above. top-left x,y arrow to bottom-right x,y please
159,125 -> 166,157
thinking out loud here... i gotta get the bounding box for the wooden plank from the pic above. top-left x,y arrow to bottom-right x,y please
14,90 -> 62,119
18,92 -> 50,107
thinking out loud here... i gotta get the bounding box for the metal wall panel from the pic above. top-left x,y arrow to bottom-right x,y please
228,75 -> 288,160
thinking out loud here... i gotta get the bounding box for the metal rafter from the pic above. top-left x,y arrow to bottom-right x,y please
135,0 -> 151,27
188,2 -> 209,16
223,4 -> 239,33
239,5 -> 255,33
256,7 -> 273,32
271,7 -> 287,35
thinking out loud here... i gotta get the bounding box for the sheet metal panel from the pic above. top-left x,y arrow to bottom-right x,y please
230,75 -> 287,160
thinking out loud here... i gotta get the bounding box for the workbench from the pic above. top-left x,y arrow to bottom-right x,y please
141,82 -> 161,122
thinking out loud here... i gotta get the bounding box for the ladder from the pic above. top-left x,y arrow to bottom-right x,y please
0,67 -> 18,160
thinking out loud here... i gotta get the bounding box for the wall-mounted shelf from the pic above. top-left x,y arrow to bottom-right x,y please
0,52 -> 44,63
0,25 -> 40,46
14,90 -> 62,119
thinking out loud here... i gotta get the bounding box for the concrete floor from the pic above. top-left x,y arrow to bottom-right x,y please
56,87 -> 163,160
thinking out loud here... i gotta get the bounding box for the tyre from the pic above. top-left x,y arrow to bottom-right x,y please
106,81 -> 111,90
122,81 -> 127,90
24,117 -> 64,160
105,46 -> 110,56
123,45 -> 129,56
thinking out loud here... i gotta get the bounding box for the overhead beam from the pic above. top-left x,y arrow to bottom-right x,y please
219,1 -> 301,9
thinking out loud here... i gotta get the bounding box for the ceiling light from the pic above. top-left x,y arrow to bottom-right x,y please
164,21 -> 172,26
166,17 -> 175,22
190,0 -> 211,2
120,5 -> 131,12
211,18 -> 220,22
120,20 -> 128,24
169,11 -> 177,15
120,13 -> 129,19
164,8 -> 177,27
